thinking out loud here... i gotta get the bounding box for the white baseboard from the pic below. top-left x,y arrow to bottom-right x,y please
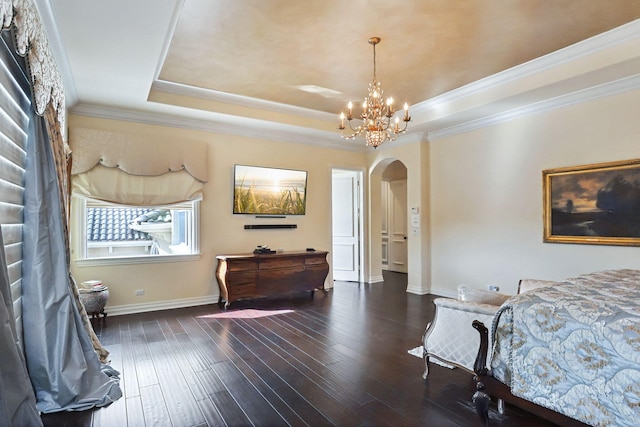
428,286 -> 457,299
106,295 -> 218,317
368,275 -> 384,283
406,285 -> 430,295
103,287 -> 457,316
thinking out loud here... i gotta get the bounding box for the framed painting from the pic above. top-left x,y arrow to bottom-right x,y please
543,158 -> 640,246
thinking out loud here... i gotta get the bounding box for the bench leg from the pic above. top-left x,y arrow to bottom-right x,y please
423,353 -> 429,379
473,380 -> 490,427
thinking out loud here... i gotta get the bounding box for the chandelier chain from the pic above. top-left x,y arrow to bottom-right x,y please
372,42 -> 376,83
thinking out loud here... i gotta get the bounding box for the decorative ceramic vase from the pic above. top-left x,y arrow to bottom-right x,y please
79,288 -> 109,314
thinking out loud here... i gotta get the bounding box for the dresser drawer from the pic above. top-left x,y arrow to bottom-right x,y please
229,283 -> 258,300
226,259 -> 258,271
258,257 -> 304,270
225,271 -> 257,287
305,254 -> 327,265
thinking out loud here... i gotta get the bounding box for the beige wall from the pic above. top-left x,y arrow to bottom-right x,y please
69,86 -> 640,312
429,88 -> 640,297
68,115 -> 366,312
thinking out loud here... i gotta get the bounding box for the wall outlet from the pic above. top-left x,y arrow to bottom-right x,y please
487,284 -> 499,292
135,289 -> 145,296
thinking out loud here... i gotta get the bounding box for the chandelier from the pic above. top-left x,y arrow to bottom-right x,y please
339,37 -> 411,148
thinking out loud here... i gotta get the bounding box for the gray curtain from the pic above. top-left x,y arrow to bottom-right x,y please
0,231 -> 42,426
21,113 -> 122,413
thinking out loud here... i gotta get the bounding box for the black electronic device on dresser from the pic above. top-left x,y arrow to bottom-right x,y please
253,245 -> 276,254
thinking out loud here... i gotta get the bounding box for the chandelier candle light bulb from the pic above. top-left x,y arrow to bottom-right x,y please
338,36 -> 411,148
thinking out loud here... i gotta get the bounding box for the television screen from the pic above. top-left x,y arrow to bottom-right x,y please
233,165 -> 307,215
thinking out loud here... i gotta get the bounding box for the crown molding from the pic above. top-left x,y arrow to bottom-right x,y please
429,73 -> 640,140
57,8 -> 639,148
71,103 -> 365,152
412,19 -> 640,118
152,79 -> 337,122
380,131 -> 427,148
152,0 -> 185,81
148,0 -> 338,124
148,19 -> 640,144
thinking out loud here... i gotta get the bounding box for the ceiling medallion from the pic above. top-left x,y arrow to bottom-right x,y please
339,37 -> 410,148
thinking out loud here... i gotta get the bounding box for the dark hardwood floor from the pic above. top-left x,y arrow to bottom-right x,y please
42,271 -> 555,427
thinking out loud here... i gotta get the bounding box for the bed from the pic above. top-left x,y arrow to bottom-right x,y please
473,269 -> 640,427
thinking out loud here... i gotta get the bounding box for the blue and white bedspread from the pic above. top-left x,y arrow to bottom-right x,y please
490,269 -> 640,427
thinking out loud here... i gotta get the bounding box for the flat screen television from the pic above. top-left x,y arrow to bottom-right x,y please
233,164 -> 307,215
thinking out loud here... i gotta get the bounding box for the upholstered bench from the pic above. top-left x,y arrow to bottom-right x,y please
422,288 -> 507,379
421,280 -> 556,379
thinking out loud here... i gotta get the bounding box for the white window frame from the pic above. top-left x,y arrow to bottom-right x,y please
74,197 -> 201,267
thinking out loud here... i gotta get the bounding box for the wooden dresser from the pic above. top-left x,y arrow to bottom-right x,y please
215,250 -> 329,308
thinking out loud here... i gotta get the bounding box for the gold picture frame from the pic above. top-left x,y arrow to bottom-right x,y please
543,158 -> 640,246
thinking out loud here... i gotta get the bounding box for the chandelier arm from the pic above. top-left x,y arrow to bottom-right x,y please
339,118 -> 366,138
346,120 -> 364,134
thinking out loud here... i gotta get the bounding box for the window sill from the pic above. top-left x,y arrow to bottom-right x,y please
74,253 -> 201,267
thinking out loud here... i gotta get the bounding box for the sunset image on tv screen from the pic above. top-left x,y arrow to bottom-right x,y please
233,165 -> 307,215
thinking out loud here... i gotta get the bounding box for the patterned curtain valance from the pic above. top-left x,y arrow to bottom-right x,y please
0,0 -> 66,138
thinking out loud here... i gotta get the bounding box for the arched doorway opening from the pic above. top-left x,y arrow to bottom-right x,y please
381,161 -> 408,274
370,158 -> 409,287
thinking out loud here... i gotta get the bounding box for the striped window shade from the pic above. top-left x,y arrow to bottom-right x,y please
0,33 -> 33,346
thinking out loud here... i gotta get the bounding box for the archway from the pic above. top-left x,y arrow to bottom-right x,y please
381,161 -> 408,273
369,158 -> 409,288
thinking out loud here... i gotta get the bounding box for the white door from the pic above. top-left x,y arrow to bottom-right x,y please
332,170 -> 361,281
388,179 -> 408,273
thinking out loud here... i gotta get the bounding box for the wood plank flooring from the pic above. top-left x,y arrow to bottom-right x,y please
41,272 -> 555,427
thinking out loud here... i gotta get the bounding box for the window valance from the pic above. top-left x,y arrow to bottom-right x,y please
70,127 -> 208,206
0,0 -> 66,138
70,127 -> 208,182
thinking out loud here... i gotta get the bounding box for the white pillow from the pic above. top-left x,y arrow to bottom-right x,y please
518,279 -> 558,294
457,285 -> 510,306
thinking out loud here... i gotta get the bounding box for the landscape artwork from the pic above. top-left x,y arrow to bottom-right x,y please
233,165 -> 307,215
543,159 -> 640,246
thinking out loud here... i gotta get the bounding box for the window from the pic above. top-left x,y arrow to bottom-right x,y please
68,128 -> 208,266
76,198 -> 200,265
